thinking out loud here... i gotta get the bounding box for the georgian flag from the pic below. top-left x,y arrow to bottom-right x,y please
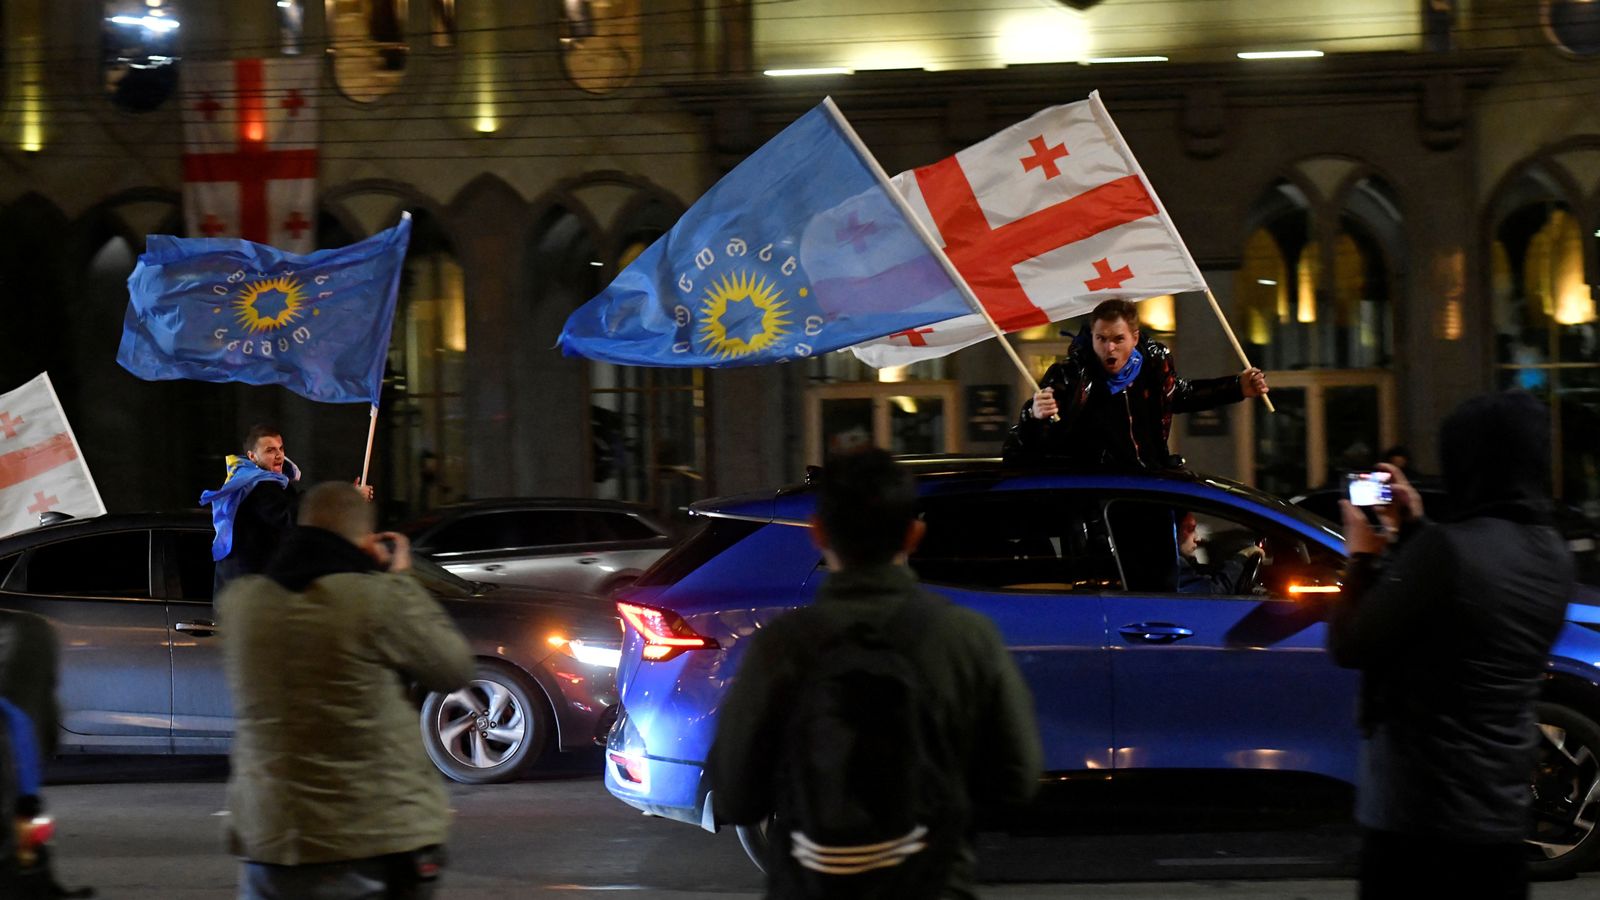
0,373 -> 105,538
851,92 -> 1206,368
182,58 -> 319,253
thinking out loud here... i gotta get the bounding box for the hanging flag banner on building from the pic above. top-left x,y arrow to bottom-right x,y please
0,373 -> 106,538
851,91 -> 1207,368
557,98 -> 977,367
117,213 -> 411,405
182,58 -> 319,253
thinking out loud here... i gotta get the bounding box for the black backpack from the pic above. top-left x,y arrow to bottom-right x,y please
775,598 -> 966,899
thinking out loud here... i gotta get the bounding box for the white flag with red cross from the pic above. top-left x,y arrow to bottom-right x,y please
851,92 -> 1206,368
182,58 -> 319,253
0,373 -> 106,539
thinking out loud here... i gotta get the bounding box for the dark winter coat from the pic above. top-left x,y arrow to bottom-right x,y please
1327,392 -> 1573,842
708,564 -> 1042,899
1003,329 -> 1244,469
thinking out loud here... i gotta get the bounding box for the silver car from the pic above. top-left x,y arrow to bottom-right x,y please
398,499 -> 675,596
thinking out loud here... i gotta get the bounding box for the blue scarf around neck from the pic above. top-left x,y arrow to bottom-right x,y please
1105,347 -> 1144,395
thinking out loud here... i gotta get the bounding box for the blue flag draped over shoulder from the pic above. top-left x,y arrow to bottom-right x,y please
118,214 -> 412,404
558,99 -> 974,367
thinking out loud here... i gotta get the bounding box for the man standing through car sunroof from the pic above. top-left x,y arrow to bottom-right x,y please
707,447 -> 1042,900
1328,391 -> 1572,899
1003,299 -> 1269,469
219,483 -> 473,900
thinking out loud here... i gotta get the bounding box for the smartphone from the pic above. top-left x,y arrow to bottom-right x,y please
1346,471 -> 1394,507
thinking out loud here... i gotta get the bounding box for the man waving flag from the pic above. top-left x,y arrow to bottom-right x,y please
558,99 -> 976,367
851,92 -> 1207,368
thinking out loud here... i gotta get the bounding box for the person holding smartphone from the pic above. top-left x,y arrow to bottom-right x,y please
1326,392 -> 1573,899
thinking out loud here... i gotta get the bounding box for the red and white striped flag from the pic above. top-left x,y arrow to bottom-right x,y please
0,374 -> 105,538
182,58 -> 319,253
852,92 -> 1206,368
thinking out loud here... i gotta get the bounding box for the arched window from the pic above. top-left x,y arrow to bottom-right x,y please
102,0 -> 181,112
327,0 -> 408,102
1490,166 -> 1600,513
560,0 -> 642,94
383,210 -> 466,517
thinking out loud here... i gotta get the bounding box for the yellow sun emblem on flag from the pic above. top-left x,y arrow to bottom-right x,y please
233,275 -> 307,333
697,271 -> 792,359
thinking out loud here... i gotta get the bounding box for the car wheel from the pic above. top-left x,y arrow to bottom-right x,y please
735,814 -> 774,873
1527,701 -> 1600,879
420,661 -> 553,785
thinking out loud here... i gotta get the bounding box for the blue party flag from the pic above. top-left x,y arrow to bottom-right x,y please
558,99 -> 975,367
117,213 -> 412,404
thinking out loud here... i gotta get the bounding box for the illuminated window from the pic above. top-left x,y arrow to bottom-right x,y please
327,0 -> 407,102
1490,167 -> 1600,515
102,0 -> 181,112
560,0 -> 642,94
431,0 -> 455,47
279,0 -> 304,54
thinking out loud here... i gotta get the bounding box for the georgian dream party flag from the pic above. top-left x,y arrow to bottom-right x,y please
557,99 -> 975,367
0,373 -> 105,538
117,214 -> 411,405
851,92 -> 1206,368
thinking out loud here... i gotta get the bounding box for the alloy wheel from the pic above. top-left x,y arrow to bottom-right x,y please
433,678 -> 527,770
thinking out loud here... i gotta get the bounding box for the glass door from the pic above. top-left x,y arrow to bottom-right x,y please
806,382 -> 961,463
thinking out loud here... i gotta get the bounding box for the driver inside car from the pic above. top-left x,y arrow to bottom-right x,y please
1176,510 -> 1264,595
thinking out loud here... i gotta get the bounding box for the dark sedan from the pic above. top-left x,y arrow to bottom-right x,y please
0,511 -> 619,784
398,498 -> 675,596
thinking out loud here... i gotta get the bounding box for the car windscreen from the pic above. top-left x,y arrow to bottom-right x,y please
635,516 -> 761,587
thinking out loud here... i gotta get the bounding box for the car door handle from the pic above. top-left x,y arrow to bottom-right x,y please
174,620 -> 218,637
482,564 -> 504,572
1119,623 -> 1194,644
577,557 -> 600,565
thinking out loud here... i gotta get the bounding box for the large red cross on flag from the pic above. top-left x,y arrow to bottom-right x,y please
182,58 -> 319,253
852,92 -> 1206,368
0,373 -> 106,538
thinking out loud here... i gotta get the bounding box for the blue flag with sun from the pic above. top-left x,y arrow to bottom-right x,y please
558,100 -> 974,367
118,213 -> 411,404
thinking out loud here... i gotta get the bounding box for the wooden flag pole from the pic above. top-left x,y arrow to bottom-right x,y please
359,404 -> 379,489
1202,288 -> 1275,414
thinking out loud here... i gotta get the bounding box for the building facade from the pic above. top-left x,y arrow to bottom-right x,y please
0,0 -> 1595,526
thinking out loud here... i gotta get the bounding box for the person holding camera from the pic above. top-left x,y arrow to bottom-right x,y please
1327,392 -> 1572,899
218,483 -> 473,900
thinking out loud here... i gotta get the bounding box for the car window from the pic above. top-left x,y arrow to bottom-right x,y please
170,530 -> 216,602
1106,499 -> 1342,600
0,553 -> 18,590
635,517 -> 761,587
426,510 -> 584,554
24,531 -> 151,598
582,511 -> 660,542
912,492 -> 1121,591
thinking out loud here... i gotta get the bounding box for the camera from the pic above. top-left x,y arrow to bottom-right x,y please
1346,471 -> 1393,507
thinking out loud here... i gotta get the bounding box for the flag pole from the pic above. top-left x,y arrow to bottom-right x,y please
359,404 -> 378,489
821,97 -> 1045,397
1090,92 -> 1275,414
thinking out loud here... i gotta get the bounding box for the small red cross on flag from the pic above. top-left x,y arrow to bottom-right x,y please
182,58 -> 320,253
0,373 -> 106,537
852,92 -> 1206,368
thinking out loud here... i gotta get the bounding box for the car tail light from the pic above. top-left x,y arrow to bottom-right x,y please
617,601 -> 718,662
15,815 -> 52,866
609,751 -> 649,786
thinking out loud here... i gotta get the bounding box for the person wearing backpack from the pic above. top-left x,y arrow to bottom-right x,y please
708,447 -> 1043,899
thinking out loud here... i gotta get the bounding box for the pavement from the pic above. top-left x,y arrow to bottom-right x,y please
37,753 -> 1600,899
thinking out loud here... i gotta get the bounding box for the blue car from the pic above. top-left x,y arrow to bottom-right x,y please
603,458 -> 1600,878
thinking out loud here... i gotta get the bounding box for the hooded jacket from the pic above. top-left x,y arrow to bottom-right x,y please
218,527 -> 474,865
1327,391 -> 1573,842
1002,327 -> 1244,469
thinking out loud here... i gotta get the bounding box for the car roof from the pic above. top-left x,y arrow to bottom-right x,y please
404,497 -> 658,517
0,510 -> 211,551
696,455 -> 1341,539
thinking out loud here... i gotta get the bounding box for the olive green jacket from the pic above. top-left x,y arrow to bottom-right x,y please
218,558 -> 474,865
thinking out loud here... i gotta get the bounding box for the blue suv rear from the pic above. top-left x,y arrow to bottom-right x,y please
604,459 -> 1600,877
